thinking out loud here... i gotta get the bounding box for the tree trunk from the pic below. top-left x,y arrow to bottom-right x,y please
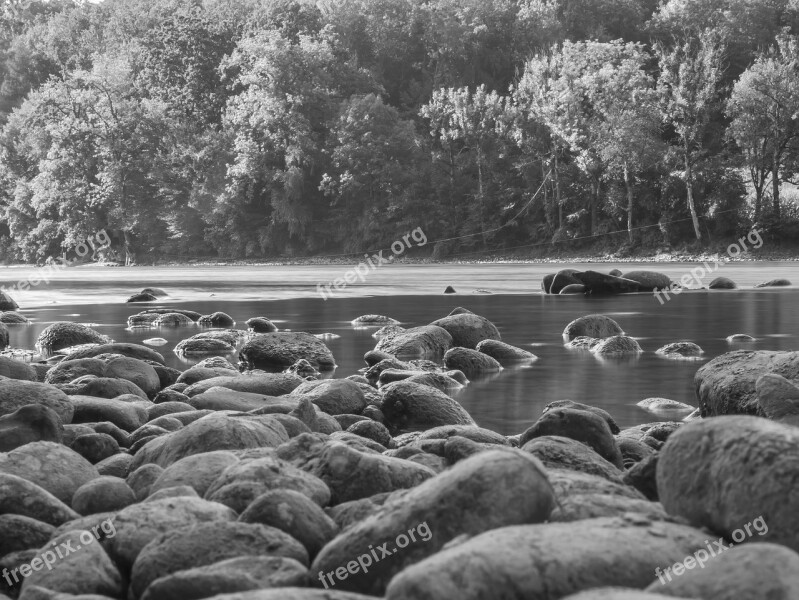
543,159 -> 552,230
684,151 -> 701,241
554,149 -> 562,230
623,162 -> 634,243
590,178 -> 600,236
477,145 -> 486,246
772,148 -> 781,218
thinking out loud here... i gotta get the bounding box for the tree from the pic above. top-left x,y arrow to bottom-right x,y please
657,30 -> 726,241
727,33 -> 799,220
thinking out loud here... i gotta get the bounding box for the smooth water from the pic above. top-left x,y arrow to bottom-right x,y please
3,262 -> 798,435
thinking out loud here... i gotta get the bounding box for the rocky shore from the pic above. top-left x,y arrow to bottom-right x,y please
0,281 -> 798,600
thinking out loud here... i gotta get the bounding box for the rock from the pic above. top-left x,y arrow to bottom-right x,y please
542,400 -> 620,434
622,270 -> 672,291
397,372 -> 464,394
130,521 -> 308,599
240,489 -> 338,557
475,339 -> 537,365
0,514 -> 54,557
96,452 -> 135,477
138,556 -> 307,600
442,347 -> 502,374
623,453 -> 659,500
143,339 -> 167,346
346,421 -> 391,447
655,342 -> 703,358
0,473 -> 79,525
695,349 -> 799,416
550,490 -> 667,523
0,405 -> 63,451
153,312 -> 194,326
542,274 -> 555,292
755,278 -> 791,287
127,464 -> 165,501
0,356 -> 37,381
35,322 -> 110,354
0,310 -> 29,324
637,398 -> 695,414
67,343 -> 166,365
71,433 -> 120,464
177,366 -> 241,386
565,336 -> 600,349
572,271 -> 644,294
658,415 -> 799,552
129,313 -> 160,327
66,376 -> 149,399
547,269 -> 582,294
727,333 -> 755,342
0,379 -> 74,423
559,284 -> 587,294
374,325 -> 453,360
429,313 -> 500,349
174,337 -> 236,356
381,381 -> 475,433
130,413 -> 289,469
520,407 -> 623,468
128,292 -> 158,302
0,291 -> 18,311
19,529 -> 124,597
72,476 -> 136,515
709,276 -> 737,289
107,496 -> 237,570
198,312 -> 235,327
145,485 -> 200,502
0,441 -> 98,503
443,286 -> 456,294
644,542 -> 799,599
371,326 -> 404,342
141,308 -> 202,320
141,287 -> 168,297
69,396 -> 146,432
313,449 -> 555,595
246,317 -> 278,333
92,420 -> 131,446
351,315 -> 400,326
291,379 -> 367,415
522,435 -> 624,483
385,516 -> 709,600
50,355 -> 161,398
183,373 -> 302,397
591,336 -> 643,357
147,450 -> 238,498
756,373 -> 799,422
563,314 -> 624,341
240,332 -> 336,371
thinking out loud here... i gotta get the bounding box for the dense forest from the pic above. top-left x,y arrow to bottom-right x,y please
1,0 -> 799,263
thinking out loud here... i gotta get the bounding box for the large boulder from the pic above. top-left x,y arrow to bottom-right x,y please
0,405 -> 63,451
381,381 -> 475,433
545,269 -> 582,294
67,343 -> 166,364
0,310 -> 28,324
657,415 -> 799,552
0,379 -> 74,423
756,373 -> 799,423
64,376 -> 148,399
240,332 -> 336,371
695,350 -> 799,416
429,313 -> 500,349
148,450 -> 240,497
0,473 -> 79,525
291,379 -> 367,415
0,291 -> 18,311
246,317 -> 279,333
443,347 -> 502,374
174,337 -> 236,356
46,355 -> 161,398
183,372 -> 302,397
69,395 -> 147,432
35,322 -> 111,354
385,517 -> 709,600
709,276 -> 737,289
0,356 -> 37,381
572,271 -> 644,294
198,312 -> 236,327
622,270 -> 672,291
522,435 -> 624,483
591,336 -> 643,357
475,339 -> 537,365
312,449 -> 555,595
563,314 -> 624,341
374,325 -> 453,359
0,514 -> 54,557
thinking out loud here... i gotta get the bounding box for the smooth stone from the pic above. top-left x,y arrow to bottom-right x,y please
562,314 -> 624,341
72,476 -> 137,515
591,336 -> 643,357
239,332 -> 336,371
381,381 -> 475,433
429,312 -> 501,349
374,325 -> 453,360
0,379 -> 74,423
0,405 -> 63,451
0,473 -> 79,526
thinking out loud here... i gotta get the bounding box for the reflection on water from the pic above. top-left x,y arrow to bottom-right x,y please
3,263 -> 799,435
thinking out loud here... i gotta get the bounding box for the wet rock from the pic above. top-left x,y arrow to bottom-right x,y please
198,312 -> 235,327
107,496 -> 237,570
19,529 -> 124,597
623,453 -> 659,501
138,556 -> 307,600
562,314 -> 624,341
35,322 -> 110,354
591,335 -> 642,357
397,372 -> 463,394
520,407 -> 623,468
755,278 -> 791,287
756,373 -> 799,422
443,347 -> 502,374
0,379 -> 74,423
0,405 -> 63,451
475,339 -> 537,365
147,401 -> 194,421
0,473 -> 79,525
71,433 -> 120,464
177,366 -> 239,386
351,315 -> 399,326
559,284 -> 587,294
374,325 -> 453,360
622,270 -> 672,291
637,398 -> 695,414
183,372 -> 302,397
69,396 -> 146,432
141,308 -> 202,321
658,415 -> 799,552
174,337 -> 235,356
522,435 -> 624,482
141,287 -> 168,297
128,292 -> 158,302
709,276 -> 737,289
0,291 -> 18,311
131,413 -> 289,469
0,310 -> 29,324
371,325 -> 404,341
726,333 -> 755,342
65,343 -> 165,365
542,400 -> 620,434
381,381 -> 475,433
313,449 -> 555,595
695,349 -> 799,416
71,476 -> 136,515
130,521 -> 308,599
644,542 -> 799,599
573,270 -> 644,294
385,516 -> 708,600
129,313 -> 160,327
0,441 -> 97,503
240,332 -> 336,372
346,420 -> 391,447
50,355 -> 161,398
565,336 -> 600,350
153,312 -> 194,326
240,489 -> 338,557
0,356 -> 38,381
443,286 -> 456,294
655,342 -> 703,358
66,376 -> 149,399
291,379 -> 367,416
246,317 -> 278,333
429,313 -> 500,350
363,350 -> 394,367
616,435 -> 657,467
547,269 -> 582,294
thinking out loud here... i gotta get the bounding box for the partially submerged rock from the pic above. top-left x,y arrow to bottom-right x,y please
563,315 -> 624,341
